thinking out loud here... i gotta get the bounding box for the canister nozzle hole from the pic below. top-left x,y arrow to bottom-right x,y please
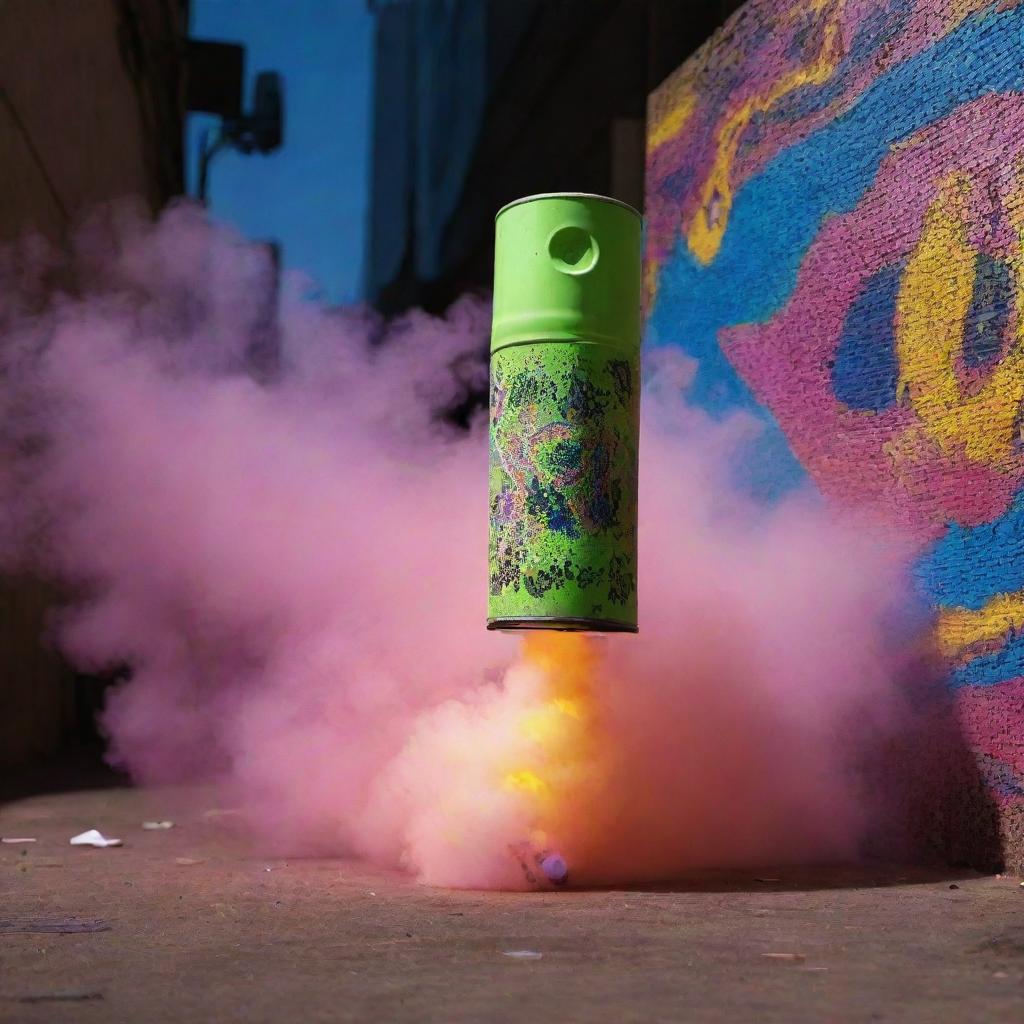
548,226 -> 599,275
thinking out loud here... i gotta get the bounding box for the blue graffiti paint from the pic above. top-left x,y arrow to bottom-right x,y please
831,261 -> 903,411
974,752 -> 1024,798
950,636 -> 1024,689
914,489 -> 1024,609
962,253 -> 1012,370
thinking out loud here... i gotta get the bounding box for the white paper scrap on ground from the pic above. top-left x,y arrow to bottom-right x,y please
502,950 -> 543,960
1,837 -> 37,844
69,830 -> 123,848
141,821 -> 174,830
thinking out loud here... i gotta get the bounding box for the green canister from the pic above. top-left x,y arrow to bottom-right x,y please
488,193 -> 641,633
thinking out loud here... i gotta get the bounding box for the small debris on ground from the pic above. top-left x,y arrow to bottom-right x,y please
70,829 -> 122,848
761,952 -> 806,962
1,837 -> 37,844
756,877 -> 782,883
142,820 -> 174,830
503,950 -> 543,960
174,857 -> 204,866
949,883 -> 960,890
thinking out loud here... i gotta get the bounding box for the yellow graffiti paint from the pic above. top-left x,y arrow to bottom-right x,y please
895,174 -> 1024,465
648,88 -> 696,154
642,260 -> 661,311
936,591 -> 1024,659
686,0 -> 846,265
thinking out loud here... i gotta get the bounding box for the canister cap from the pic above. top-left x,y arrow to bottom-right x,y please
491,193 -> 642,355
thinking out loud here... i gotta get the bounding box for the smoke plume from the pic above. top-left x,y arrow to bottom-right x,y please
0,204 -> 926,887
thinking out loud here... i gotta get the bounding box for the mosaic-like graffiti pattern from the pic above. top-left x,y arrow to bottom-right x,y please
646,0 -> 1024,864
488,345 -> 638,627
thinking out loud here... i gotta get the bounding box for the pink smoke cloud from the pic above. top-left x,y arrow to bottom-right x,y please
0,203 -> 933,887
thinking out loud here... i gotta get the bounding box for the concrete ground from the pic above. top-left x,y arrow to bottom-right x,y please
2,783 -> 1024,1024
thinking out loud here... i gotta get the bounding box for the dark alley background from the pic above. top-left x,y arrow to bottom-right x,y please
0,0 -> 741,789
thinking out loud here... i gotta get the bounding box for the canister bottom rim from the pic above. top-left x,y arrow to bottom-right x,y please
487,616 -> 638,634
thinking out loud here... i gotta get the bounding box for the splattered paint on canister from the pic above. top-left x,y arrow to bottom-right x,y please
488,193 -> 641,632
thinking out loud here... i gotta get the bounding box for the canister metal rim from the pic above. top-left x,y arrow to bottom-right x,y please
495,192 -> 641,220
487,616 -> 638,634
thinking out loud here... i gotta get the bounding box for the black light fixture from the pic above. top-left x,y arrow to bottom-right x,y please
192,61 -> 285,202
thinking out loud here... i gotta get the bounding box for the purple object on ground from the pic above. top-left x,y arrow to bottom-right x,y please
540,853 -> 569,885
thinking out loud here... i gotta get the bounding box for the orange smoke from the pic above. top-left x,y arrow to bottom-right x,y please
502,633 -> 608,884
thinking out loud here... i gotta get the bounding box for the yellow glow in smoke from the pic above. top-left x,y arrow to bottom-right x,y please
504,769 -> 550,796
501,632 -> 604,854
553,697 -> 582,718
521,697 -> 582,745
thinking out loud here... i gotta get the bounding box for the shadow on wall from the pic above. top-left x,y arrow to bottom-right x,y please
865,659 -> 1004,873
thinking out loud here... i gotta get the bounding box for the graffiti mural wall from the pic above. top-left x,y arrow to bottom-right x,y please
646,0 -> 1024,867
